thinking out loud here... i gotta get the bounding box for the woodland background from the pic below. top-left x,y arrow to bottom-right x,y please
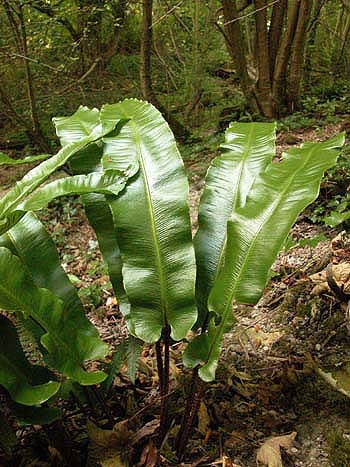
1,0 -> 350,151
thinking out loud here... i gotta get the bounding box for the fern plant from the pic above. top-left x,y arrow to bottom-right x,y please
0,99 -> 344,460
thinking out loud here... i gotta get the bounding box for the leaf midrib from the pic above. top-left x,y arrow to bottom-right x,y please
204,144 -> 319,371
128,116 -> 168,327
212,124 -> 256,285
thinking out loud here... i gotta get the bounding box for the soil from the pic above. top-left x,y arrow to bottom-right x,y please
1,122 -> 350,466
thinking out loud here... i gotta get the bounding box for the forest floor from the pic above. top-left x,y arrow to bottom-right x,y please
1,121 -> 350,466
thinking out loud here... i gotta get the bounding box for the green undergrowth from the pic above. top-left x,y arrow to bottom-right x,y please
327,429 -> 350,467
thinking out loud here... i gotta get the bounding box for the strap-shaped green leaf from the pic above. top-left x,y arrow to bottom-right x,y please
185,133 -> 345,382
53,106 -> 101,147
0,152 -> 51,166
0,315 -> 60,405
17,170 -> 128,212
100,99 -> 197,343
0,247 -> 107,385
0,212 -> 104,357
194,123 -> 276,326
0,109 -> 117,221
0,213 -> 85,318
81,193 -> 132,329
55,110 -> 134,332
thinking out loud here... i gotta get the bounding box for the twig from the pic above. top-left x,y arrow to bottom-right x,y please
223,0 -> 280,26
58,58 -> 101,94
6,52 -> 60,71
152,1 -> 185,29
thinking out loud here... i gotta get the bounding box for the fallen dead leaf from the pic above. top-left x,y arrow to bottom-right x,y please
88,420 -> 130,448
316,364 -> 350,397
136,441 -> 158,467
242,329 -> 284,349
310,262 -> 350,295
198,401 -> 210,435
131,419 -> 160,446
256,432 -> 297,467
87,420 -> 131,467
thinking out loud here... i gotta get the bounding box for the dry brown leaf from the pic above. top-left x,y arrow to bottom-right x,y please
131,419 -> 160,446
88,420 -> 130,448
136,441 -> 158,467
87,420 -> 130,467
310,262 -> 350,295
316,364 -> 350,397
256,432 -> 297,467
198,401 -> 210,435
242,329 -> 284,349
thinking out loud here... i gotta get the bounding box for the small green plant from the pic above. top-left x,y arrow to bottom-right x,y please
327,429 -> 350,467
0,100 -> 344,461
307,150 -> 350,227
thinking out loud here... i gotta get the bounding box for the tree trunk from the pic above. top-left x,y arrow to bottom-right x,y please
3,1 -> 50,152
220,0 -> 259,113
254,0 -> 275,117
268,0 -> 287,79
304,0 -> 326,85
272,0 -> 301,112
140,0 -> 190,141
140,0 -> 155,102
287,0 -> 313,111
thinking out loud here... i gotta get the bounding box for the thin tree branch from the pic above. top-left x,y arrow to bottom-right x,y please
163,0 -> 191,33
223,0 -> 280,25
27,1 -> 79,41
152,0 -> 185,28
5,52 -> 61,71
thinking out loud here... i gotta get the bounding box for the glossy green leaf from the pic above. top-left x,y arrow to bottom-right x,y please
0,108 -> 117,221
194,123 -> 276,326
53,106 -> 101,146
0,315 -> 60,405
55,111 -> 134,332
186,133 -> 345,382
0,214 -> 108,387
0,247 -> 107,385
81,193 -> 132,329
101,99 -> 197,343
0,212 -> 100,340
324,210 -> 350,227
17,170 -> 128,212
0,152 -> 51,166
102,340 -> 128,391
127,336 -> 142,384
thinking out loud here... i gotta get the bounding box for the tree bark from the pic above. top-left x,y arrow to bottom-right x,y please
220,0 -> 259,113
304,0 -> 326,84
140,0 -> 155,102
287,0 -> 313,111
272,0 -> 301,112
254,0 -> 275,117
268,0 -> 287,79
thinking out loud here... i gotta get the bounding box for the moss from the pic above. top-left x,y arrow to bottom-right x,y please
296,301 -> 312,317
327,429 -> 350,466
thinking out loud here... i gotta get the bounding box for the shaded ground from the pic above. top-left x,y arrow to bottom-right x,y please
1,122 -> 350,466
